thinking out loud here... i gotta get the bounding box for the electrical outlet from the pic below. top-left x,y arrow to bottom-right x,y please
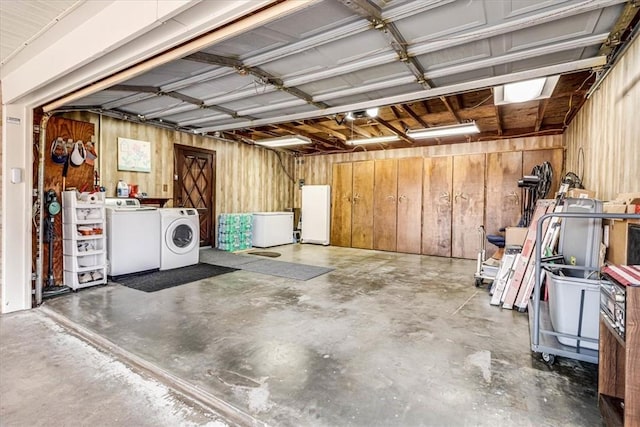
163,184 -> 168,192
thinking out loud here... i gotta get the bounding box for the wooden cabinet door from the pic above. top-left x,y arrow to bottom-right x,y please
330,162 -> 353,247
485,151 -> 523,236
397,157 -> 423,254
374,159 -> 398,251
452,154 -> 485,259
523,148 -> 564,197
422,156 -> 453,257
351,160 -> 375,249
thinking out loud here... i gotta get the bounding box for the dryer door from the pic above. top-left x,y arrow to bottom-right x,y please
165,219 -> 198,254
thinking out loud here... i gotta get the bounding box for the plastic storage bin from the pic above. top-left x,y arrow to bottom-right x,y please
547,271 -> 600,350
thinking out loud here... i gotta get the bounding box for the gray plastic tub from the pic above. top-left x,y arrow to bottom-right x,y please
547,271 -> 600,350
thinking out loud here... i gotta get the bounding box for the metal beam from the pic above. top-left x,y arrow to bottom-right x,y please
196,56 -> 607,133
337,0 -> 431,89
184,51 -> 328,109
374,117 -> 413,144
599,1 -> 640,57
163,91 -> 242,118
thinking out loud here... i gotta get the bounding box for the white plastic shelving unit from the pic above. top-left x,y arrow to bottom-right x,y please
62,191 -> 107,290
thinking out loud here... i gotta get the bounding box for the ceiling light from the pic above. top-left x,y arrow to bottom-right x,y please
345,112 -> 355,121
366,107 -> 379,117
406,122 -> 480,139
494,76 -> 559,105
504,77 -> 546,103
346,135 -> 399,145
254,135 -> 311,147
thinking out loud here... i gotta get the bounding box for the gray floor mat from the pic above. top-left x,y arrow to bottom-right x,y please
199,249 -> 256,268
200,249 -> 333,280
238,258 -> 333,281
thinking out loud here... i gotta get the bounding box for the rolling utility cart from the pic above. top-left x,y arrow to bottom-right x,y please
529,211 -> 640,365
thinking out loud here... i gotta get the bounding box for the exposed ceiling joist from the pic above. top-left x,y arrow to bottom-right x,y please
197,56 -> 607,133
440,96 -> 462,123
535,99 -> 550,132
374,117 -> 413,145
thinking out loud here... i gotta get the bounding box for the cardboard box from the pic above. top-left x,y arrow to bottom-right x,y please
505,227 -> 528,246
605,219 -> 628,265
614,192 -> 640,205
567,188 -> 596,199
603,202 -> 628,213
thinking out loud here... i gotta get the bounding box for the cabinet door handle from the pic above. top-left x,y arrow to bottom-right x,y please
398,195 -> 407,203
455,192 -> 468,202
439,192 -> 450,205
507,191 -> 519,205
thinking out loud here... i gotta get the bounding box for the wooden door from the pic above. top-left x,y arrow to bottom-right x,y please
330,162 -> 353,247
523,149 -> 564,197
452,154 -> 486,259
422,156 -> 453,257
174,145 -> 215,247
485,151 -> 523,235
351,160 -> 375,249
373,159 -> 398,251
397,157 -> 423,254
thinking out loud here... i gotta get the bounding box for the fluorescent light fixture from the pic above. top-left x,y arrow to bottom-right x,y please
346,135 -> 399,145
406,122 -> 480,139
254,135 -> 311,147
494,76 -> 560,105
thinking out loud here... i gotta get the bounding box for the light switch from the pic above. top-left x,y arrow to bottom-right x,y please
11,168 -> 23,184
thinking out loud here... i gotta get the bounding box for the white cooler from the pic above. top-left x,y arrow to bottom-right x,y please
252,212 -> 293,248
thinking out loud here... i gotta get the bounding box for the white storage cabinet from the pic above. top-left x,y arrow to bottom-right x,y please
62,191 -> 107,290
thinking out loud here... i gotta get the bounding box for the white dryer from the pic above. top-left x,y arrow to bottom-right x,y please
159,208 -> 200,270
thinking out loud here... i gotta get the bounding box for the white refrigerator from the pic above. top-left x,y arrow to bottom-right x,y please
301,185 -> 331,245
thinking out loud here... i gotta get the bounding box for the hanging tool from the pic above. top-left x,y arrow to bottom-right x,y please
43,190 -> 70,297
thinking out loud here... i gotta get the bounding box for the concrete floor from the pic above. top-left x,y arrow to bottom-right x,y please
12,245 -> 600,426
0,309 -> 226,426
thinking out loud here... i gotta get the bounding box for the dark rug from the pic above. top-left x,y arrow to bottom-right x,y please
113,263 -> 238,293
247,251 -> 281,258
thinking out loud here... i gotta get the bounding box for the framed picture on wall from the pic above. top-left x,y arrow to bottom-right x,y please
117,137 -> 151,172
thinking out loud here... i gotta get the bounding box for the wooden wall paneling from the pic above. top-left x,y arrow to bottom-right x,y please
373,159 -> 398,251
422,156 -> 453,257
43,116 -> 95,285
61,112 -> 295,248
397,157 -> 423,254
522,148 -> 564,197
452,154 -> 486,259
293,135 -> 563,207
565,36 -> 639,200
330,162 -> 353,247
351,160 -> 375,249
485,151 -> 523,236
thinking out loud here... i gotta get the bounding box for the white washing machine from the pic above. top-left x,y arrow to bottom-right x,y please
105,198 -> 160,277
159,208 -> 200,270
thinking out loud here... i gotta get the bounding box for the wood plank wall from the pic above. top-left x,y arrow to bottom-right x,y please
294,135 -> 564,206
62,112 -> 296,218
564,35 -> 640,200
